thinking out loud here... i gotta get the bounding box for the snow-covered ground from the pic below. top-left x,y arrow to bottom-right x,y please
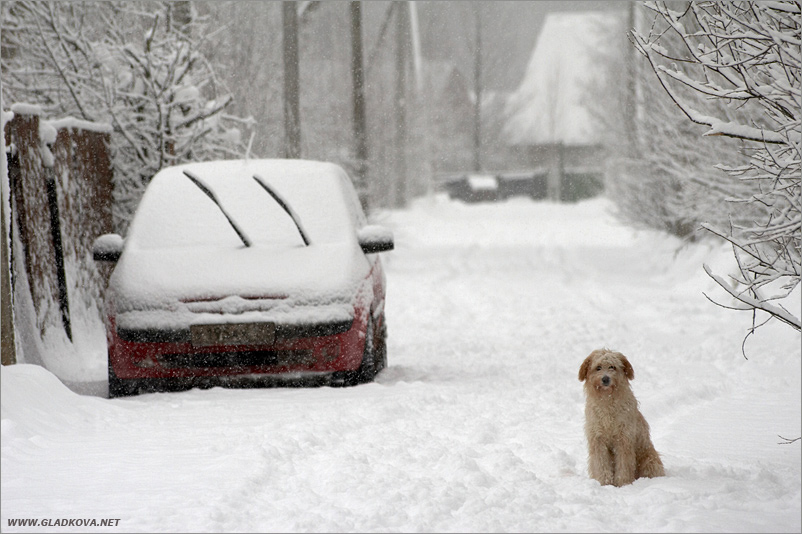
2,194 -> 800,533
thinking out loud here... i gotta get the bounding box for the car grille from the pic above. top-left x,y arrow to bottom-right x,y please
158,349 -> 315,369
117,319 -> 353,344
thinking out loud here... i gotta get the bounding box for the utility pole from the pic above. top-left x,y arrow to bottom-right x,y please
472,7 -> 483,172
350,1 -> 369,210
393,0 -> 408,208
283,1 -> 301,159
626,2 -> 639,159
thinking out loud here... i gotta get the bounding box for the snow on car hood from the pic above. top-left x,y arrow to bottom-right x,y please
110,243 -> 369,332
107,159 -> 374,332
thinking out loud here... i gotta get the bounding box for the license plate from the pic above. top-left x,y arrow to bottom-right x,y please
190,322 -> 276,347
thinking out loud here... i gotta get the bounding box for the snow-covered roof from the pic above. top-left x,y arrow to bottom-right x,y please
504,11 -> 621,146
467,174 -> 498,191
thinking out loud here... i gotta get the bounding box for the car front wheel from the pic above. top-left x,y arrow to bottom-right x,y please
374,314 -> 387,374
108,362 -> 141,398
331,317 -> 377,387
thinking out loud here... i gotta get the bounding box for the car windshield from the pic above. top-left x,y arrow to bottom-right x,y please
252,173 -> 311,246
126,160 -> 360,250
182,169 -> 253,247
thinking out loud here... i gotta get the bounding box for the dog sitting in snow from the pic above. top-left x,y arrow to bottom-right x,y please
578,349 -> 665,487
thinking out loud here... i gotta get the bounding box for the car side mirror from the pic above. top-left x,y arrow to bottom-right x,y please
357,225 -> 394,254
92,233 -> 124,263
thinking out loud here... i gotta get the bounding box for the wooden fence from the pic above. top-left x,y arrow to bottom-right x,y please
3,110 -> 113,364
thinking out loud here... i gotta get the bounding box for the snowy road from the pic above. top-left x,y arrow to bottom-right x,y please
2,196 -> 800,533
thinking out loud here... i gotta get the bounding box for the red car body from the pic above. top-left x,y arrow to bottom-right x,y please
95,159 -> 393,397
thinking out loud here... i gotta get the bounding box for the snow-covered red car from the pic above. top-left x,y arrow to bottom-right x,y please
93,159 -> 393,397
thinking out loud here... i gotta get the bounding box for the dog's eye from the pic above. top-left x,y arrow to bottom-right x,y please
609,366 -> 616,371
596,366 -> 602,371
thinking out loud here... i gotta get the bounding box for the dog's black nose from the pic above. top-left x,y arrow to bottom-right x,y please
602,375 -> 610,386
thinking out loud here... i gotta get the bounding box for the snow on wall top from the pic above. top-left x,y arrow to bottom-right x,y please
9,103 -> 44,116
6,104 -> 113,134
49,117 -> 113,134
504,11 -> 622,147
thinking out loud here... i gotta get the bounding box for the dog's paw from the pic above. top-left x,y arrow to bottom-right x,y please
613,474 -> 635,487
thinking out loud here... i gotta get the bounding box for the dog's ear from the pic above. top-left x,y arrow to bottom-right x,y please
578,355 -> 592,381
619,353 -> 635,380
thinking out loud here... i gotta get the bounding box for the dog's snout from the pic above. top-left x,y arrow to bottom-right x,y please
602,375 -> 611,386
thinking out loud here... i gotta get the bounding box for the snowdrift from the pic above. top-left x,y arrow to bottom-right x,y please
2,195 -> 799,533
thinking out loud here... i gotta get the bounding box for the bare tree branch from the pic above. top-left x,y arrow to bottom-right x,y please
632,1 -> 800,340
1,1 -> 254,232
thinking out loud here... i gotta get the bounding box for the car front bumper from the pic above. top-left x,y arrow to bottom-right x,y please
108,312 -> 367,380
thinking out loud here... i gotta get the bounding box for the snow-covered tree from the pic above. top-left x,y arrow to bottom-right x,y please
632,1 -> 800,334
589,6 -> 756,241
1,1 -> 253,232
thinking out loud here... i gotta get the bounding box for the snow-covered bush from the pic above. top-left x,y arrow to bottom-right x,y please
1,1 -> 254,232
632,1 -> 800,333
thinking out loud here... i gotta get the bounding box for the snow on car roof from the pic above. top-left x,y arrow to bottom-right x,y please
127,159 -> 364,249
110,160 -> 371,317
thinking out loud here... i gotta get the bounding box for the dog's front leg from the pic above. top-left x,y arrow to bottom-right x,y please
588,438 -> 614,486
613,438 -> 637,487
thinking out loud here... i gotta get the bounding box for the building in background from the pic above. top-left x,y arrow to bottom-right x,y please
503,11 -> 621,201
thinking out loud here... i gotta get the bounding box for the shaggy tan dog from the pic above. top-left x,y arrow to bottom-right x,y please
578,349 -> 665,487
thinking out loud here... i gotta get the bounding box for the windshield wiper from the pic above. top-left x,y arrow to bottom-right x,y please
252,174 -> 311,246
183,170 -> 252,247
